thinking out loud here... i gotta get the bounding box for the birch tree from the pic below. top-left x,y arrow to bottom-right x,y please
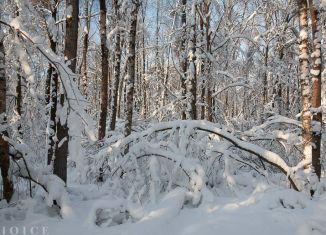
297,0 -> 312,163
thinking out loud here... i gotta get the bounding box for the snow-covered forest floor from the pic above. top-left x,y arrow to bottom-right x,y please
1,181 -> 326,235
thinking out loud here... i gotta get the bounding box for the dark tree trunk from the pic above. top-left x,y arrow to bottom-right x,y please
180,0 -> 187,120
141,4 -> 147,119
15,6 -> 22,135
124,0 -> 140,137
109,0 -> 121,131
186,3 -> 197,120
203,0 -> 212,122
64,0 -> 79,72
263,45 -> 268,105
54,0 -> 79,183
46,3 -> 58,165
16,73 -> 22,135
47,68 -> 58,165
98,0 -> 109,140
309,0 -> 322,180
199,3 -> 205,120
53,93 -> 68,183
0,40 -> 13,202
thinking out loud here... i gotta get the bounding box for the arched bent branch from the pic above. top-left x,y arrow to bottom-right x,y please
196,125 -> 298,191
101,120 -> 299,191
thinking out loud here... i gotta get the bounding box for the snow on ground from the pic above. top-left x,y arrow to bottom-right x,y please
1,183 -> 326,235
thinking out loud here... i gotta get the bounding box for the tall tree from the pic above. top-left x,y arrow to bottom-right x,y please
186,2 -> 197,120
124,0 -> 140,137
203,0 -> 212,122
54,0 -> 79,183
45,1 -> 59,165
140,0 -> 148,119
297,0 -> 312,162
98,0 -> 109,140
109,0 -> 121,131
0,38 -> 13,202
180,0 -> 187,120
80,0 -> 93,97
309,0 -> 322,180
15,5 -> 22,136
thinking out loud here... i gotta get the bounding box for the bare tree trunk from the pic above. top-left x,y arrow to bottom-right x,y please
285,76 -> 290,115
15,6 -> 22,136
203,0 -> 212,122
54,0 -> 79,183
80,0 -> 93,97
155,0 -> 160,111
64,0 -> 79,72
276,48 -> 284,115
180,0 -> 187,120
186,3 -> 197,120
117,73 -> 124,119
297,0 -> 312,162
141,3 -> 147,119
206,88 -> 213,122
92,67 -> 99,113
16,73 -> 22,134
46,3 -> 58,165
309,0 -> 322,180
263,45 -> 268,105
98,0 -> 109,140
54,94 -> 69,183
124,0 -> 140,137
0,39 -> 13,202
199,2 -> 205,120
47,70 -> 58,165
109,0 -> 121,131
277,81 -> 282,114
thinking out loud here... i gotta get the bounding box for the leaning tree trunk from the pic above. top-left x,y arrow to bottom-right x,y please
309,0 -> 322,180
54,0 -> 79,184
109,0 -> 121,131
46,2 -> 58,165
98,0 -> 109,140
297,0 -> 312,162
124,0 -> 140,137
0,39 -> 13,202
